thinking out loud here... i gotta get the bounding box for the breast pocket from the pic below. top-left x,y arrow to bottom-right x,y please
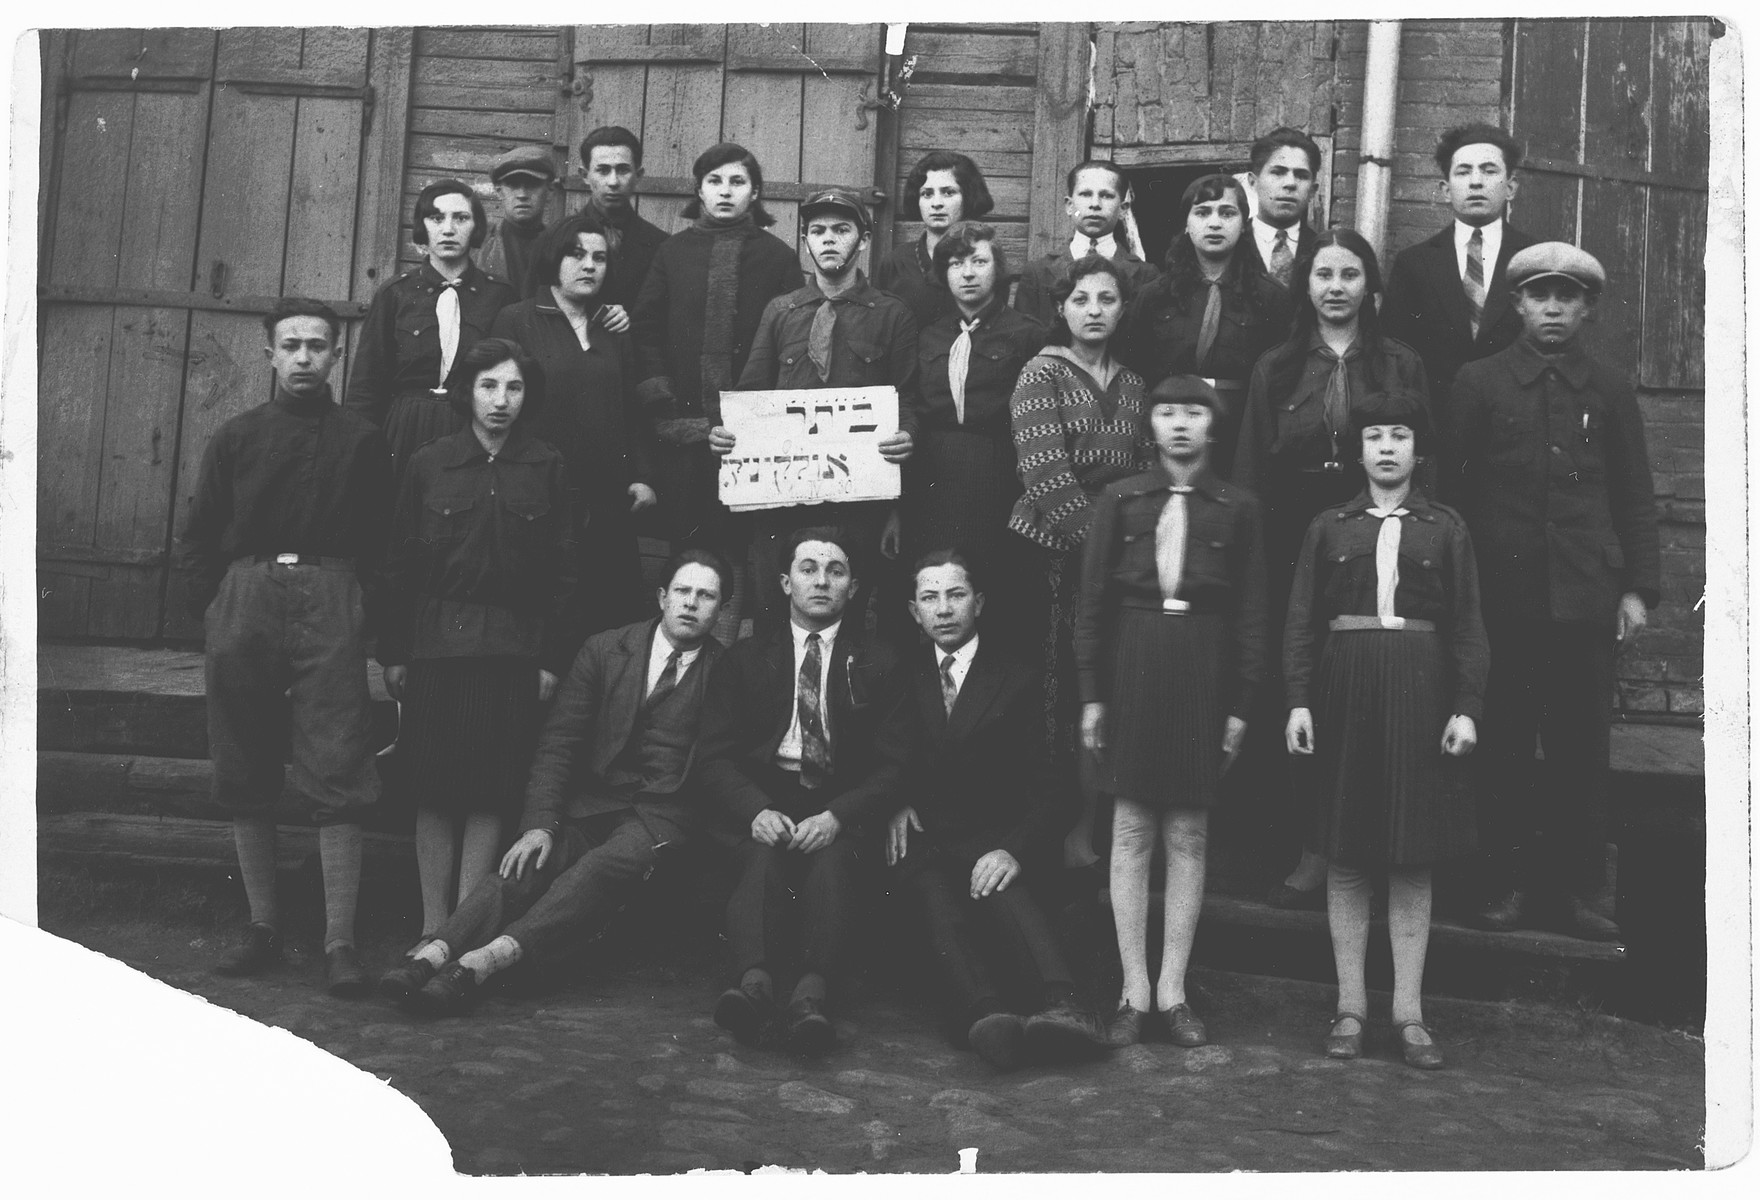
844,333 -> 889,382
421,495 -> 476,545
1488,409 -> 1539,469
1395,523 -> 1448,608
393,305 -> 435,362
1184,513 -> 1238,585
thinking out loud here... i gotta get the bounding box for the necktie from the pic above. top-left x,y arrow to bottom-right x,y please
646,648 -> 683,709
798,633 -> 831,787
1194,278 -> 1223,369
940,654 -> 959,715
947,317 -> 979,424
1464,227 -> 1486,339
1366,506 -> 1409,622
435,279 -> 462,389
1316,341 -> 1356,463
1269,229 -> 1294,288
1088,237 -> 1101,256
1156,486 -> 1193,606
807,299 -> 838,383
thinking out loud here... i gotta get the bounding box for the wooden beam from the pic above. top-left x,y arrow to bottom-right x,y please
1026,24 -> 1091,262
561,174 -> 889,207
353,27 -> 414,301
40,286 -> 369,319
1523,155 -> 1708,194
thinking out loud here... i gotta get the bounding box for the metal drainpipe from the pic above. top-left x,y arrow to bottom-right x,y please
1356,20 -> 1403,268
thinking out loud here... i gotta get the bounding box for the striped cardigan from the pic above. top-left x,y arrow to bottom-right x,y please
1007,349 -> 1153,552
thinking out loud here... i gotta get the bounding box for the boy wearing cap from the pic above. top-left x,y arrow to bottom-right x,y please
1012,160 -> 1159,326
1445,243 -> 1660,941
480,145 -> 558,298
715,187 -> 920,627
177,297 -> 394,996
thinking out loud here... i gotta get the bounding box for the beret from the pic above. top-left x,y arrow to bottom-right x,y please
1506,241 -> 1606,292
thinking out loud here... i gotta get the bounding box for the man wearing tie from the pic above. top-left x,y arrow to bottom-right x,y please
697,527 -> 912,1055
376,551 -> 731,1014
1383,124 -> 1540,415
886,550 -> 1106,1069
1243,127 -> 1322,292
1011,160 -> 1160,325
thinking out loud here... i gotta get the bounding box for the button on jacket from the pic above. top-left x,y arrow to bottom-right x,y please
1281,489 -> 1490,719
344,262 -> 517,426
1073,466 -> 1269,715
379,426 -> 578,673
1445,337 -> 1661,626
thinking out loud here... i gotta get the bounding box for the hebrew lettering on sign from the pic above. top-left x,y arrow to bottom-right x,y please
718,386 -> 900,511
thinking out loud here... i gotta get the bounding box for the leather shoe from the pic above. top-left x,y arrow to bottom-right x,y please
785,997 -> 837,1057
378,955 -> 439,1003
1325,1011 -> 1366,1059
1265,882 -> 1327,911
1472,888 -> 1530,932
1106,1003 -> 1145,1047
324,944 -> 370,999
215,922 -> 281,977
1392,1020 -> 1445,1070
1164,1002 -> 1209,1048
966,1012 -> 1026,1070
1024,999 -> 1108,1059
410,961 -> 480,1016
713,984 -> 777,1047
1556,893 -> 1622,943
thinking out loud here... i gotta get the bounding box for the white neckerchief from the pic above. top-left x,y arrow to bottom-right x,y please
1365,504 -> 1410,622
947,315 -> 980,423
777,618 -> 842,768
435,279 -> 462,387
1156,486 -> 1195,610
1069,231 -> 1119,260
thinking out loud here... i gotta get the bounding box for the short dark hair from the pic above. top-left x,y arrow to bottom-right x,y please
530,208 -> 616,292
1350,389 -> 1434,456
903,150 -> 995,221
1065,159 -> 1127,196
663,546 -> 733,600
782,525 -> 855,573
1048,254 -> 1134,345
445,336 -> 544,423
412,179 -> 488,249
1249,126 -> 1322,175
680,142 -> 776,228
930,221 -> 1008,290
1434,123 -> 1524,175
262,297 -> 340,343
910,547 -> 984,595
579,125 -> 643,170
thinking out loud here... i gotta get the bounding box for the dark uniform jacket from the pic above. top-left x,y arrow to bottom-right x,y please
344,262 -> 516,426
695,625 -> 912,831
1116,267 -> 1293,387
1073,465 -> 1269,718
477,216 -> 545,298
1445,337 -> 1661,626
601,207 -> 670,311
1282,488 -> 1490,719
379,426 -> 577,673
516,617 -> 725,834
874,233 -> 955,329
1011,242 -> 1160,327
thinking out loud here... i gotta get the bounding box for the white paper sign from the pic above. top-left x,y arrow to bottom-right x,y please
717,386 -> 901,512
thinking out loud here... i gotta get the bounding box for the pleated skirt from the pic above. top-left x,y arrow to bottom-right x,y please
1100,609 -> 1226,810
397,656 -> 541,820
384,390 -> 466,475
1305,628 -> 1476,868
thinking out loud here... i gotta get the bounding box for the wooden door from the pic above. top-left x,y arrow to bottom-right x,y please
38,28 -> 411,641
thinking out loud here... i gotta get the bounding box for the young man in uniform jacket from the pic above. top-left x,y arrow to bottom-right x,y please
696,527 -> 913,1056
1240,127 -> 1322,292
1445,243 -> 1660,943
885,550 -> 1106,1069
1384,124 -> 1541,415
378,551 -> 732,1013
1012,160 -> 1159,326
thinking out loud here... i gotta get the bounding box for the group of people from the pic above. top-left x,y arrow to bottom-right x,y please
177,118 -> 1660,1075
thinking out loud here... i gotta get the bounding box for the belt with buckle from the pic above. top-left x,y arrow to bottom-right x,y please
1328,615 -> 1435,632
251,553 -> 350,568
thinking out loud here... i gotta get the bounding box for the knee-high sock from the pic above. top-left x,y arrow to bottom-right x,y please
1109,798 -> 1158,1012
414,807 -> 457,938
319,822 -> 364,952
1327,862 -> 1373,1019
232,816 -> 280,929
1387,866 -> 1433,1026
457,812 -> 503,907
1156,810 -> 1208,1011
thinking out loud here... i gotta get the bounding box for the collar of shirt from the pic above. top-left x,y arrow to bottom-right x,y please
417,260 -> 485,295
792,274 -> 879,311
935,633 -> 980,695
271,383 -> 335,415
1509,335 -> 1592,388
1253,218 -> 1299,262
1453,217 -> 1504,280
647,624 -> 702,693
1069,231 -> 1119,260
432,424 -> 545,468
791,618 -> 843,659
1339,487 -> 1439,523
1151,462 -> 1226,503
1306,327 -> 1363,359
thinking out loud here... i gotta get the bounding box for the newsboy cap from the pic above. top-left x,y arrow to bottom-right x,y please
490,146 -> 558,185
1147,374 -> 1224,414
799,187 -> 871,233
1505,241 -> 1606,293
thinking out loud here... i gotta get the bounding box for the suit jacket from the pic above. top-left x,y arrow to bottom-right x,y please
516,618 -> 724,834
1011,243 -> 1160,327
902,639 -> 1059,868
695,624 -> 912,831
1383,220 -> 1539,405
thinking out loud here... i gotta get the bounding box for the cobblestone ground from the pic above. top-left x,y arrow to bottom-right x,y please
52,911 -> 1704,1176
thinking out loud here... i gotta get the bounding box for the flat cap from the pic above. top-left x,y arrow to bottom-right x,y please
1147,374 -> 1224,413
490,146 -> 558,184
799,187 -> 871,233
1505,241 -> 1606,293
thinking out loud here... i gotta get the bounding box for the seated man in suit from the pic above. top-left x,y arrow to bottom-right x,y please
1384,123 -> 1540,415
698,526 -> 912,1055
1243,126 -> 1321,291
886,549 -> 1106,1070
377,550 -> 731,1014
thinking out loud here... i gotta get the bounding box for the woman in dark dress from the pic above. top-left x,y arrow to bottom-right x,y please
875,151 -> 995,328
1076,377 -> 1268,1049
380,339 -> 576,942
1232,230 -> 1430,909
631,142 -> 802,636
492,209 -> 656,641
898,221 -> 1045,654
1117,173 -> 1291,479
1283,395 -> 1487,1069
345,180 -> 517,475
